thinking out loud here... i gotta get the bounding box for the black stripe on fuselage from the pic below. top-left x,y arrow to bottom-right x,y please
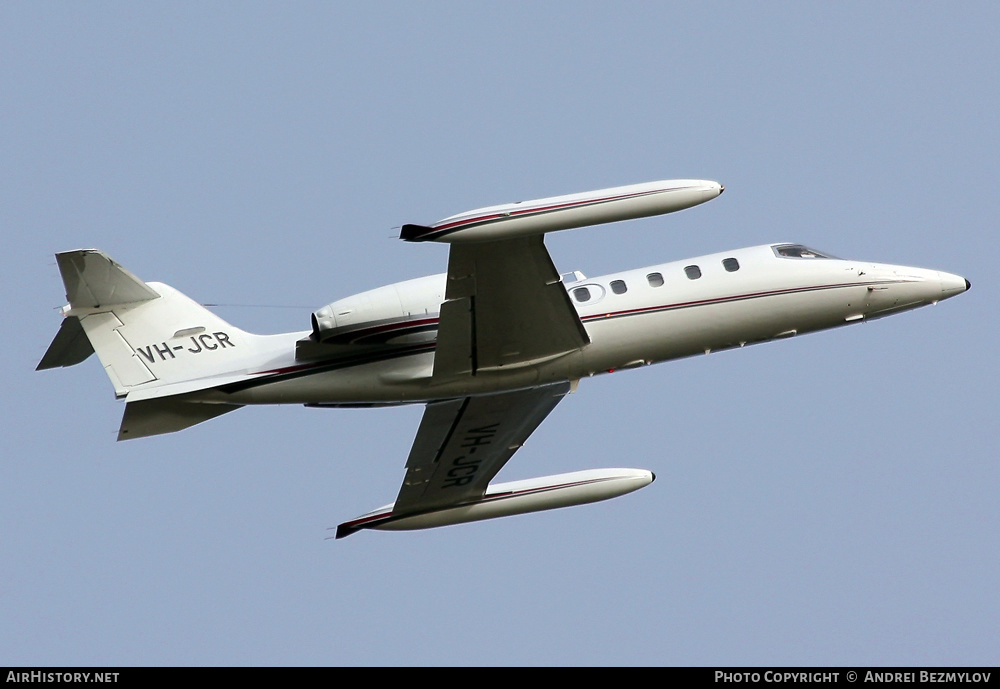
217,341 -> 436,394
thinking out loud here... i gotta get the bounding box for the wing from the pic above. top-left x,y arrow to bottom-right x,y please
336,381 -> 570,538
337,236 -> 587,538
396,382 -> 571,509
433,235 -> 589,378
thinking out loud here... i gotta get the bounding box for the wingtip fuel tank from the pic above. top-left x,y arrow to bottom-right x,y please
400,179 -> 723,243
335,468 -> 655,538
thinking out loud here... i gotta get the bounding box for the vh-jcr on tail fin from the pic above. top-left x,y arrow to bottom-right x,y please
38,250 -> 258,439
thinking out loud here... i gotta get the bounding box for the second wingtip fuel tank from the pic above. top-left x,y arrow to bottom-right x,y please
335,468 -> 655,538
400,179 -> 724,243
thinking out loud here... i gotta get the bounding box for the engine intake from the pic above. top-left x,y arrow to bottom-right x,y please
311,274 -> 446,345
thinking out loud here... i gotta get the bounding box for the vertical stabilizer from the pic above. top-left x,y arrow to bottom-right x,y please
40,251 -> 259,438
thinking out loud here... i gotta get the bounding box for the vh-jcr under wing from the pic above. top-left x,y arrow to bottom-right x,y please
336,382 -> 573,538
396,384 -> 572,510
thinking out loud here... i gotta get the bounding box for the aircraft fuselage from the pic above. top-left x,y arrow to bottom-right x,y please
206,242 -> 967,408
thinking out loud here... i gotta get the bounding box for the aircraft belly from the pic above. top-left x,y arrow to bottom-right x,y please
221,350 -> 578,406
226,353 -> 433,405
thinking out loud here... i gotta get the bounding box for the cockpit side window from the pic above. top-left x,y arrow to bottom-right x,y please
772,244 -> 836,259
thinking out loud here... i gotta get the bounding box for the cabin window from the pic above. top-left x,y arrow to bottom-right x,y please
647,272 -> 664,287
684,265 -> 702,280
610,279 -> 627,295
723,257 -> 740,272
570,283 -> 606,305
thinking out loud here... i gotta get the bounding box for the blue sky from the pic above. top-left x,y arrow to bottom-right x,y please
3,3 -> 996,665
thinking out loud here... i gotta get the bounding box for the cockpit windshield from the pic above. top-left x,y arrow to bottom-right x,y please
772,244 -> 837,259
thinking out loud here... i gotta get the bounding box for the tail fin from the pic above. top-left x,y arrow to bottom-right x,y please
39,250 -> 252,439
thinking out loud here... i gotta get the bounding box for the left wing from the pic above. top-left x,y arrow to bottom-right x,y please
336,381 -> 570,538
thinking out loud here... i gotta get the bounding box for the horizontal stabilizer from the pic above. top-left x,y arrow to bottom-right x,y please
57,249 -> 160,310
118,398 -> 243,441
36,315 -> 94,370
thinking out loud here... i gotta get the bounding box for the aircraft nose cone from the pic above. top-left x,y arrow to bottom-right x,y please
704,181 -> 724,199
937,271 -> 970,300
966,278 -> 971,291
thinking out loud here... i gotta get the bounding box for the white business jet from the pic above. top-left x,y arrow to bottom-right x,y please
38,180 -> 969,537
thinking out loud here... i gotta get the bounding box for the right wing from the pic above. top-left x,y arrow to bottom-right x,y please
336,381 -> 570,538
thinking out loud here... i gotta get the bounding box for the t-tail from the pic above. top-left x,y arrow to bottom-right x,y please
38,250 -> 267,440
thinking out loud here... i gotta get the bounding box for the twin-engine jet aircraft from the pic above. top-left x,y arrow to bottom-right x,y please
38,180 -> 969,537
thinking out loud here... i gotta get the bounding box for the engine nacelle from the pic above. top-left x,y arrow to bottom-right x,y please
311,274 -> 446,345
